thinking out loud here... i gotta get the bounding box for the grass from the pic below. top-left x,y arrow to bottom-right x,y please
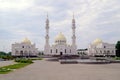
0,58 -> 43,74
0,63 -> 31,74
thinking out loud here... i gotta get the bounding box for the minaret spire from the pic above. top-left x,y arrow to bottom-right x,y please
72,13 -> 76,46
71,13 -> 77,54
73,12 -> 74,19
47,12 -> 48,19
44,14 -> 50,54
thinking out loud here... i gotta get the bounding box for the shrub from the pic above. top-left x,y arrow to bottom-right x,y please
15,58 -> 33,63
30,58 -> 43,60
115,57 -> 120,60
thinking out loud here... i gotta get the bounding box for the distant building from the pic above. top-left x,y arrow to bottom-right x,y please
12,38 -> 39,57
88,39 -> 116,57
44,15 -> 77,55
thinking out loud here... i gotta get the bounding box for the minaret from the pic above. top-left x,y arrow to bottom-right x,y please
72,13 -> 76,46
44,14 -> 50,54
71,13 -> 77,54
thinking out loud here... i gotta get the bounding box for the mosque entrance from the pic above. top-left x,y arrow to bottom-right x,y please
60,52 -> 63,55
20,51 -> 23,56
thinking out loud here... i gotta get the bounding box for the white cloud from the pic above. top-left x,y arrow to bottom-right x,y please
0,0 -> 34,11
0,0 -> 120,52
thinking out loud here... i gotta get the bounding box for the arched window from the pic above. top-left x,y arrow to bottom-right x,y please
24,51 -> 28,56
104,46 -> 106,48
107,50 -> 110,53
65,49 -> 66,53
29,51 -> 31,56
15,50 -> 19,54
104,50 -> 106,53
56,49 -> 58,53
22,46 -> 24,48
20,51 -> 23,56
112,50 -> 114,53
51,49 -> 52,53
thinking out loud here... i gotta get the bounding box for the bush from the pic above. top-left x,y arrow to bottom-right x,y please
115,57 -> 120,60
30,58 -> 43,60
15,58 -> 33,63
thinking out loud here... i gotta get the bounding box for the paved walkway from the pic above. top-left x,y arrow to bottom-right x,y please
0,60 -> 16,67
0,59 -> 120,80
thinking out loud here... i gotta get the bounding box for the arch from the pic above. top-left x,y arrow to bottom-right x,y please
100,50 -> 102,53
51,49 -> 52,53
22,46 -> 24,48
104,50 -> 106,53
56,49 -> 58,53
60,52 -> 63,55
29,51 -> 32,56
107,50 -> 110,53
70,49 -> 71,53
112,50 -> 114,53
24,50 -> 28,56
20,50 -> 23,56
65,49 -> 66,53
15,50 -> 19,54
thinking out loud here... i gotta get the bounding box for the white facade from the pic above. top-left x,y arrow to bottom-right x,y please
88,39 -> 116,56
44,15 -> 77,55
12,38 -> 39,56
50,32 -> 76,55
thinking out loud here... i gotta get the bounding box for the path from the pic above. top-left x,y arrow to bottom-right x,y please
0,60 -> 16,67
0,59 -> 120,80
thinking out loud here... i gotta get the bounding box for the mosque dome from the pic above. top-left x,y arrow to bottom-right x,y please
55,32 -> 66,44
22,38 -> 31,44
93,38 -> 102,45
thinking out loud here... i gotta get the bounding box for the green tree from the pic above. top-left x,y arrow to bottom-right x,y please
0,51 -> 13,60
7,52 -> 11,56
116,41 -> 120,57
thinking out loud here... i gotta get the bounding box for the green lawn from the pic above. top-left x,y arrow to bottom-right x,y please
0,63 -> 31,74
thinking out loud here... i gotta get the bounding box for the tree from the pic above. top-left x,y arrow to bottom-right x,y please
116,41 -> 120,57
7,52 -> 11,55
0,51 -> 13,60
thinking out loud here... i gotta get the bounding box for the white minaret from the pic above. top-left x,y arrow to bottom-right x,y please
44,14 -> 50,55
71,13 -> 77,54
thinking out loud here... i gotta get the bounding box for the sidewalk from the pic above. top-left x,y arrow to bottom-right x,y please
0,60 -> 16,67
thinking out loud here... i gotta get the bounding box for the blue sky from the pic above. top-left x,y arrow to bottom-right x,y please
0,0 -> 120,52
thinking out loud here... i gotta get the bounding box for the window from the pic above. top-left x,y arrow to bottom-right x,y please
15,50 -> 19,54
56,49 -> 58,53
104,46 -> 106,48
51,49 -> 52,53
104,50 -> 106,53
22,46 -> 24,48
107,50 -> 110,53
20,51 -> 23,56
112,50 -> 114,53
65,49 -> 66,53
70,49 -> 71,53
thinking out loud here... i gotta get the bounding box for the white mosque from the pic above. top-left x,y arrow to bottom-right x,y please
44,15 -> 77,55
11,15 -> 116,57
12,38 -> 39,57
88,38 -> 116,57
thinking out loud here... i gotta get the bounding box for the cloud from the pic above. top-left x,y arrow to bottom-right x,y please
0,0 -> 34,11
0,0 -> 120,52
